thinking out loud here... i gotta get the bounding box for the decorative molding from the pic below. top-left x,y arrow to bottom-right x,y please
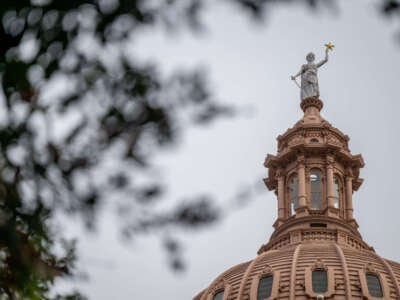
351,282 -> 362,291
290,231 -> 302,244
311,259 -> 326,270
300,97 -> 323,112
335,278 -> 345,289
326,155 -> 335,168
258,265 -> 273,278
278,283 -> 289,292
345,168 -> 354,178
364,263 -> 377,274
275,168 -> 284,179
296,155 -> 306,166
296,279 -> 305,291
304,261 -> 335,299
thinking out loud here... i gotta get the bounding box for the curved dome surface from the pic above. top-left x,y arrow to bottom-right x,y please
194,241 -> 400,299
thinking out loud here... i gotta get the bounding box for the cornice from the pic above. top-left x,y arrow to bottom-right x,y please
277,122 -> 349,147
257,214 -> 373,254
269,214 -> 362,239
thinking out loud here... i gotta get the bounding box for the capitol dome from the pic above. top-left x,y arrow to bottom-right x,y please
193,97 -> 400,300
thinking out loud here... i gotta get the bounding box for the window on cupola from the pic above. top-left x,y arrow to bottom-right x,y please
366,273 -> 383,297
213,290 -> 224,300
312,269 -> 328,293
310,170 -> 322,210
289,175 -> 299,215
257,275 -> 273,299
333,176 -> 340,209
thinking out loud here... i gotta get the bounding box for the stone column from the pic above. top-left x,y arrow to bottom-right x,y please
326,156 -> 339,218
326,156 -> 335,208
345,170 -> 354,220
296,155 -> 308,216
277,169 -> 285,220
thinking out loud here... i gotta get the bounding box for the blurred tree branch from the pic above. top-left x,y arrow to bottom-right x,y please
381,0 -> 400,15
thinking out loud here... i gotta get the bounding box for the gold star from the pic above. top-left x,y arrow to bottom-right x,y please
325,42 -> 335,50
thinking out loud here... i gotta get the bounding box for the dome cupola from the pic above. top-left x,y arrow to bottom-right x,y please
194,47 -> 400,300
259,96 -> 367,254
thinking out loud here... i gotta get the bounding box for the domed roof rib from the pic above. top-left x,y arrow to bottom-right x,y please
376,255 -> 400,298
236,251 -> 262,299
334,243 -> 352,300
289,244 -> 301,300
386,259 -> 400,294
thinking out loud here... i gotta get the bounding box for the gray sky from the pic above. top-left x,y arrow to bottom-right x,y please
57,0 -> 400,299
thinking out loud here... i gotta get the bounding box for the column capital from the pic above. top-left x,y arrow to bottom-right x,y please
345,167 -> 354,178
345,175 -> 353,181
326,161 -> 335,169
326,155 -> 335,168
275,168 -> 284,179
296,155 -> 306,167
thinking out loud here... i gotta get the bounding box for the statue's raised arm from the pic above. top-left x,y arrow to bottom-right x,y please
291,43 -> 334,100
316,48 -> 329,68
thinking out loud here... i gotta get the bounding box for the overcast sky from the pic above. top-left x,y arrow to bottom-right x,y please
57,0 -> 400,299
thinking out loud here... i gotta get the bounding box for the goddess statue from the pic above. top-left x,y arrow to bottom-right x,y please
291,45 -> 332,100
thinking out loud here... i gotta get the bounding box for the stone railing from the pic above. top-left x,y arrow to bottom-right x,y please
308,210 -> 325,216
258,228 -> 371,254
302,229 -> 337,242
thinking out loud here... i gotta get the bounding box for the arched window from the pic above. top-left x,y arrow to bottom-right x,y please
310,170 -> 322,210
333,176 -> 340,209
257,275 -> 273,300
366,273 -> 383,297
213,291 -> 224,300
312,269 -> 328,293
289,175 -> 299,215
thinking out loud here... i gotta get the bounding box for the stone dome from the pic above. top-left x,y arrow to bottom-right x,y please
194,242 -> 400,299
193,98 -> 400,300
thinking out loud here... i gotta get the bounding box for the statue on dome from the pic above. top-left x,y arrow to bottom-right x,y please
291,43 -> 334,100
